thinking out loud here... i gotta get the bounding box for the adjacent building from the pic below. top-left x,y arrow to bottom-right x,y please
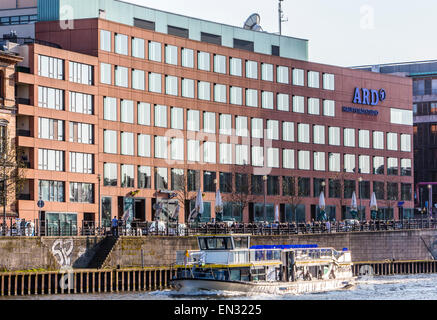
1,0 -> 414,232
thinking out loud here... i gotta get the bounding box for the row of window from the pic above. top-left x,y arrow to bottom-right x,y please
100,30 -> 334,89
38,86 -> 94,115
38,180 -> 94,203
38,55 -> 94,85
102,166 -> 413,201
37,149 -> 93,174
38,117 -> 94,144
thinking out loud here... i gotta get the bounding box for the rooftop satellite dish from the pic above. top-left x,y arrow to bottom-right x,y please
243,13 -> 263,31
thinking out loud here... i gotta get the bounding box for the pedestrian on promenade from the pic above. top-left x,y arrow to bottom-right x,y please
111,216 -> 119,237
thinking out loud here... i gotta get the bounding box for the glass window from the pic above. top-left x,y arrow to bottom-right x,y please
314,152 -> 325,171
138,134 -> 151,157
69,152 -> 93,173
187,140 -> 200,162
165,75 -> 178,96
387,132 -> 398,151
214,54 -> 226,74
298,150 -> 310,170
401,158 -> 412,176
267,148 -> 279,168
220,143 -> 233,164
344,154 -> 355,173
235,145 -> 249,165
387,157 -> 398,175
329,127 -> 340,146
328,153 -> 340,172
313,125 -> 325,144
149,72 -> 162,93
261,91 -> 274,109
277,66 -> 289,84
138,102 -> 151,125
277,93 -> 289,111
401,134 -> 411,152
373,131 -> 384,149
261,63 -> 273,81
283,177 -> 295,196
323,73 -> 335,90
38,55 -> 64,80
70,91 -> 93,115
373,156 -> 384,175
203,112 -> 216,133
104,163 -> 117,186
308,71 -> 319,88
236,116 -> 248,137
283,122 -> 294,141
298,123 -> 310,143
171,107 -> 184,130
230,86 -> 243,105
359,155 -> 370,174
251,118 -> 263,139
171,138 -> 184,160
38,149 -> 64,171
70,183 -> 94,203
38,118 -> 64,141
323,100 -> 335,117
308,98 -> 320,115
100,30 -> 111,52
401,184 -> 412,201
246,89 -> 258,107
198,51 -> 210,71
220,172 -> 233,193
155,167 -> 168,190
182,48 -> 194,68
220,114 -> 232,135
121,132 -> 134,156
230,57 -> 242,76
154,105 -> 167,128
120,100 -> 134,123
283,149 -> 295,169
115,33 -> 128,55
154,136 -> 168,159
115,66 -> 128,87
344,180 -> 356,199
266,120 -> 279,140
187,110 -> 200,131
390,108 -> 413,125
246,60 -> 258,79
69,122 -> 93,144
171,168 -> 185,191
100,63 -> 111,84
293,96 -> 304,113
138,166 -> 151,189
103,130 -> 117,154
132,37 -> 145,58
204,141 -> 216,163
214,84 -> 227,103
165,45 -> 178,65
292,68 -> 304,86
344,128 -> 355,147
359,130 -> 370,148
38,86 -> 64,110
267,176 -> 279,195
298,178 -> 311,197
198,81 -> 211,101
252,146 -> 264,167
187,169 -> 200,191
203,171 -> 216,192
182,78 -> 195,98
149,41 -> 162,62
131,69 -> 145,90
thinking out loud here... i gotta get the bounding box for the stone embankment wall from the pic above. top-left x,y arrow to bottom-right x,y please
1,230 -> 437,271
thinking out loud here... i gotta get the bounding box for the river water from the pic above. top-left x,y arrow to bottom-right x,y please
5,274 -> 437,300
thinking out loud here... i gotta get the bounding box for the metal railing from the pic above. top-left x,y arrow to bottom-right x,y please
1,219 -> 437,237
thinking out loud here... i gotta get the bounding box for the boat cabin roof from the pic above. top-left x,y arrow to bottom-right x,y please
197,234 -> 251,250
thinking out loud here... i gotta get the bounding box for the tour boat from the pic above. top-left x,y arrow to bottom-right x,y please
172,234 -> 355,295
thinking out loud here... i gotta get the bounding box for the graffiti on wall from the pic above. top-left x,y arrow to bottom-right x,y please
51,239 -> 74,267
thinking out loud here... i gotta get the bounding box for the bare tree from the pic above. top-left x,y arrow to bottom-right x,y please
283,176 -> 302,222
0,129 -> 26,228
172,168 -> 197,223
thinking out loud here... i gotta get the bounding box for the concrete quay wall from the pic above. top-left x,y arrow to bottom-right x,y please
1,230 -> 437,271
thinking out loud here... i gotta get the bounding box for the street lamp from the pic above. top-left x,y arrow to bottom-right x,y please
321,181 -> 326,221
0,119 -> 8,236
358,177 -> 363,221
263,175 -> 268,223
428,184 -> 432,227
97,174 -> 101,234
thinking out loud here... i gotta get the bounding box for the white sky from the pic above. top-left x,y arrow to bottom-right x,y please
123,0 -> 436,67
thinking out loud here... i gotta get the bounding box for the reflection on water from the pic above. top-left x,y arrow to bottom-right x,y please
4,274 -> 437,300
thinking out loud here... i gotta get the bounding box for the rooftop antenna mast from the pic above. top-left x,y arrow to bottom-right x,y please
278,0 -> 288,35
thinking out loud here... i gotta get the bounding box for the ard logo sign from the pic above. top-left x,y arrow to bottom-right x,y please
353,88 -> 386,106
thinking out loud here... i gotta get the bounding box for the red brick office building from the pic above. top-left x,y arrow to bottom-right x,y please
9,2 -> 413,231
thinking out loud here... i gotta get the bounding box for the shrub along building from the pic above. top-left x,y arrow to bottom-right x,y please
3,0 -> 414,232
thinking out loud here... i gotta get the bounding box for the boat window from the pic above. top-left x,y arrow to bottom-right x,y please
213,269 -> 229,281
233,237 -> 249,249
241,268 -> 250,281
225,237 -> 233,250
206,237 -> 227,250
199,238 -> 207,250
229,269 -> 241,281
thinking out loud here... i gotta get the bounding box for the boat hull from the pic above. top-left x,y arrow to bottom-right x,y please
172,278 -> 355,295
